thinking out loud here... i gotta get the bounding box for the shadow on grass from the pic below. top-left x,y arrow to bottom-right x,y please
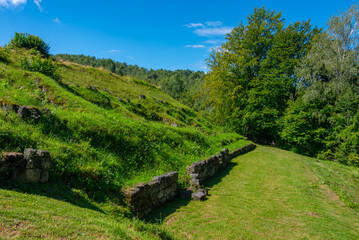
145,161 -> 239,223
144,198 -> 191,224
0,180 -> 105,214
204,161 -> 238,189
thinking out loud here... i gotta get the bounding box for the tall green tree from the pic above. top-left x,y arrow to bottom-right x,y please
204,7 -> 319,143
281,4 -> 359,164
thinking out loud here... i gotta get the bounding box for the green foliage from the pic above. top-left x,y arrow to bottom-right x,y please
204,7 -> 319,144
281,3 -> 359,165
21,56 -> 59,80
8,32 -> 50,57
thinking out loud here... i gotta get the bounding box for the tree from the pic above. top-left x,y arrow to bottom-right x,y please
204,7 -> 319,143
282,4 -> 359,164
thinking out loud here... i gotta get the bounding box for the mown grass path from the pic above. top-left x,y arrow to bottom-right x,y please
162,146 -> 359,239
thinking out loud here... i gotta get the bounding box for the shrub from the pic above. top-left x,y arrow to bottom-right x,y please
21,56 -> 59,80
8,32 -> 50,57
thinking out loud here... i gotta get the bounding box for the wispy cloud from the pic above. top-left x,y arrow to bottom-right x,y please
184,23 -> 204,28
205,21 -> 223,27
202,39 -> 221,45
184,21 -> 230,51
184,21 -> 233,37
33,0 -> 42,11
107,49 -> 121,53
0,0 -> 43,11
185,44 -> 205,48
53,17 -> 61,24
193,26 -> 232,37
0,0 -> 27,8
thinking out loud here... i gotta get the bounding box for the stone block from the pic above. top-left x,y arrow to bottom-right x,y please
36,150 -> 52,169
180,190 -> 192,200
39,169 -> 49,183
24,168 -> 41,183
17,106 -> 42,123
192,191 -> 206,201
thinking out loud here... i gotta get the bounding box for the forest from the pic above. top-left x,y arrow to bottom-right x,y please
202,5 -> 359,166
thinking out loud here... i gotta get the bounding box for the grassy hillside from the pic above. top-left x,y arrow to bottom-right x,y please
157,146 -> 359,239
0,46 -> 246,201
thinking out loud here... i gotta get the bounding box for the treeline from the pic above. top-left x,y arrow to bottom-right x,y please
54,54 -> 205,108
203,5 -> 359,166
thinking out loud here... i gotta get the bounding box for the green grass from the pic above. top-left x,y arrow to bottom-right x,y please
157,146 -> 359,239
0,184 -> 175,239
0,47 -> 245,200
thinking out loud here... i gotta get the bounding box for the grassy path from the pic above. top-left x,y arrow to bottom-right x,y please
160,146 -> 359,239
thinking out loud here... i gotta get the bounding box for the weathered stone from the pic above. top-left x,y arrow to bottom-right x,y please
17,106 -> 42,123
192,191 -> 206,201
139,95 -> 146,99
24,168 -> 41,183
124,187 -> 141,203
180,190 -> 192,200
39,169 -> 49,183
126,99 -> 131,103
24,148 -> 42,169
158,189 -> 164,199
36,150 -> 51,169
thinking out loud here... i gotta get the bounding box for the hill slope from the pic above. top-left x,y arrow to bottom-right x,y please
0,47 -> 246,201
154,146 -> 359,239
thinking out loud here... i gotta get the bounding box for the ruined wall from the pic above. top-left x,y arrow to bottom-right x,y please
187,143 -> 256,187
124,171 -> 178,217
0,148 -> 52,183
187,148 -> 230,187
124,143 -> 256,216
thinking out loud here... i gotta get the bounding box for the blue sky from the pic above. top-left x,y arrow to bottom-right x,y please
0,0 -> 357,71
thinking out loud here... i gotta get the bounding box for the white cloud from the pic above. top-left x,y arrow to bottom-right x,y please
33,0 -> 42,12
185,44 -> 205,48
53,17 -> 61,24
202,39 -> 221,44
0,0 -> 42,11
107,49 -> 121,53
184,21 -> 233,37
0,0 -> 27,8
184,23 -> 204,28
194,27 -> 233,37
205,21 -> 223,27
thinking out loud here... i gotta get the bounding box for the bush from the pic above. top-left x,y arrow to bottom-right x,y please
0,47 -> 8,62
21,56 -> 59,80
8,32 -> 50,57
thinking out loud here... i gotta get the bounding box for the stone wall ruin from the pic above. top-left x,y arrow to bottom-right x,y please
124,171 -> 178,217
0,148 -> 52,183
124,143 -> 256,216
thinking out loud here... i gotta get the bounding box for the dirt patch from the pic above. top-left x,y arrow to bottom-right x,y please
308,212 -> 320,217
319,185 -> 345,206
164,214 -> 178,225
0,221 -> 34,238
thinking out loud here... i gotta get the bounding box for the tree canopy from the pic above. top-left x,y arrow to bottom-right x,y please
204,7 -> 320,144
